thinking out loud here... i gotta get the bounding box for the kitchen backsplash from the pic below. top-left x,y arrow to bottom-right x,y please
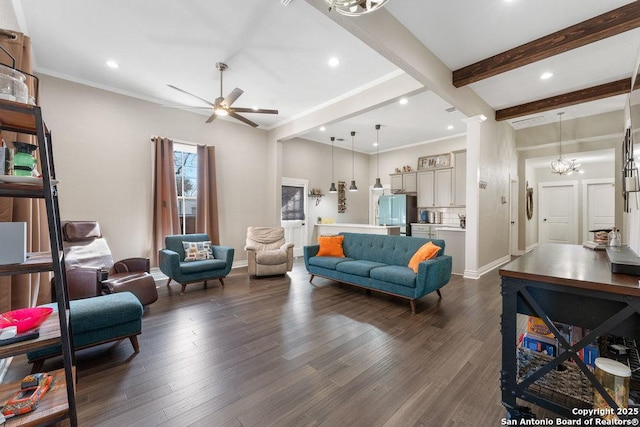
417,207 -> 466,226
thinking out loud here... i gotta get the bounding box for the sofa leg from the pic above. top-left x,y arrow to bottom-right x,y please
436,289 -> 442,298
309,274 -> 315,284
30,360 -> 45,374
181,283 -> 186,294
166,278 -> 172,287
218,278 -> 225,287
204,280 -> 208,289
129,335 -> 140,353
365,289 -> 371,296
409,300 -> 416,314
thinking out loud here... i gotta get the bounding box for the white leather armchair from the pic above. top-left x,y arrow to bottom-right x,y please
245,226 -> 294,277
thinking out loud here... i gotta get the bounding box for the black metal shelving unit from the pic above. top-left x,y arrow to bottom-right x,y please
499,244 -> 640,422
0,98 -> 77,426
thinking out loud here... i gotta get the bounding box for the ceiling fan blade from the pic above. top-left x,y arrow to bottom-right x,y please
162,104 -> 211,109
229,111 -> 258,127
232,107 -> 279,114
167,84 -> 215,107
222,88 -> 244,107
205,112 -> 218,123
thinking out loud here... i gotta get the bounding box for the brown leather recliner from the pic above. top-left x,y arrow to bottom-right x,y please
55,221 -> 158,305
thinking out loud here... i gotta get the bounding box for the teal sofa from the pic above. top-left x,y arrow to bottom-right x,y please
159,234 -> 234,294
304,233 -> 452,313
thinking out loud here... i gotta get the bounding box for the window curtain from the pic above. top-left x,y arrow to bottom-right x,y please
0,29 -> 50,310
196,145 -> 220,245
151,136 -> 180,266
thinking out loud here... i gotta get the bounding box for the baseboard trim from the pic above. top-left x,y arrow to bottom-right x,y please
463,254 -> 512,280
526,243 -> 538,253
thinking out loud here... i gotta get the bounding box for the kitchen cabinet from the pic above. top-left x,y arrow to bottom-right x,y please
390,172 -> 416,193
436,228 -> 465,275
417,168 -> 452,207
411,223 -> 437,239
453,150 -> 466,206
0,99 -> 77,426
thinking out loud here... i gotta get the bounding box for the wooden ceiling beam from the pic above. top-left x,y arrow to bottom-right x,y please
495,78 -> 631,121
453,2 -> 640,88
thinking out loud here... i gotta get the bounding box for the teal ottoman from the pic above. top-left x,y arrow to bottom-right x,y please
27,292 -> 143,373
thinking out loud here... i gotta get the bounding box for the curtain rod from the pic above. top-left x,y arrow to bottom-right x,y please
0,29 -> 18,40
149,135 -> 199,146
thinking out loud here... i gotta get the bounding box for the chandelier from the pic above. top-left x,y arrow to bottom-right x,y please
550,112 -> 583,176
326,0 -> 391,16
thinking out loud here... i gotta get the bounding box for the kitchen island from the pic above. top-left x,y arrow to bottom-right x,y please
315,223 -> 401,238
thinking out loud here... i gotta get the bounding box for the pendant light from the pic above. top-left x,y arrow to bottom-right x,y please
349,131 -> 358,192
329,136 -> 337,193
373,124 -> 383,190
550,112 -> 583,175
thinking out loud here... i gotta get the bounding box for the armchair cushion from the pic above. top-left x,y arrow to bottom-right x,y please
180,259 -> 227,274
256,249 -> 289,265
63,221 -> 102,242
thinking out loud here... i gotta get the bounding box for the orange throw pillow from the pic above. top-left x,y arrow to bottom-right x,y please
317,235 -> 345,257
408,241 -> 441,273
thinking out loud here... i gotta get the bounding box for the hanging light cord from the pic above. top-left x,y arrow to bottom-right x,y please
331,137 -> 335,182
351,131 -> 355,180
376,126 -> 380,178
558,112 -> 563,159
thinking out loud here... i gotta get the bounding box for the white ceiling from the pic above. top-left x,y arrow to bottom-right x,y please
10,0 -> 640,154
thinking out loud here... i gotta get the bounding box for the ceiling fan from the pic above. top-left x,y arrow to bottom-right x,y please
167,62 -> 278,128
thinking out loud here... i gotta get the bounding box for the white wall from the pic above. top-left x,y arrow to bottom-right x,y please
477,120 -> 517,270
38,75 -> 270,263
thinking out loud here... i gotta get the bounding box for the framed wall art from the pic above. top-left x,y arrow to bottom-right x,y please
417,153 -> 451,170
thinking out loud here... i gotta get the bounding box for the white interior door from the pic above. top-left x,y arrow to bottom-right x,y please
582,179 -> 615,242
281,178 -> 308,257
510,179 -> 518,255
538,182 -> 578,244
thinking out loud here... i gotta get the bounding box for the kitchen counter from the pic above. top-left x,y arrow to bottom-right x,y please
315,223 -> 401,237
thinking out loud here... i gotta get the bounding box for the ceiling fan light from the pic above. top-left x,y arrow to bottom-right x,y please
326,0 -> 391,16
215,107 -> 228,116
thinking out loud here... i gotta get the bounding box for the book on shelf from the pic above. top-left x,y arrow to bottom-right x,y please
583,240 -> 606,250
0,328 -> 39,347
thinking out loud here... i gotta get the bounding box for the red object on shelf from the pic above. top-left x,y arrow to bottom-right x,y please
0,307 -> 53,333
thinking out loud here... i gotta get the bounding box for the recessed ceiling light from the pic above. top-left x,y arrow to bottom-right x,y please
328,57 -> 340,67
447,125 -> 454,130
319,126 -> 326,131
373,142 -> 379,147
399,98 -> 408,105
252,106 -> 259,111
106,60 -> 119,69
540,72 -> 553,80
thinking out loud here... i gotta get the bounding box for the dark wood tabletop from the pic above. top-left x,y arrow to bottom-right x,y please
499,243 -> 640,297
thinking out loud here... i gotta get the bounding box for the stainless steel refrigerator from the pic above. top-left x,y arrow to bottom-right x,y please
378,194 -> 418,236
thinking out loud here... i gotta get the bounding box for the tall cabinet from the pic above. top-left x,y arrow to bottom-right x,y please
0,99 -> 77,426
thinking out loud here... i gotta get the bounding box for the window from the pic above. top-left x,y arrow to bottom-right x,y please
281,185 -> 305,220
174,143 -> 197,234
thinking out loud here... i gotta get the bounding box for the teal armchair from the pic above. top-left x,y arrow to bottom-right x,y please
158,234 -> 234,294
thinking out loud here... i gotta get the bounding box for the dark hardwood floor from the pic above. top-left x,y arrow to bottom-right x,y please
5,259 -> 553,426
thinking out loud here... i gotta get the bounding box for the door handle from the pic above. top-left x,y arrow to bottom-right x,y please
302,223 -> 305,226
510,221 -> 515,224
543,218 -> 547,222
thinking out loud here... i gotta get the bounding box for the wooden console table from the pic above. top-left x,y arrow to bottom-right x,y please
499,244 -> 640,420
